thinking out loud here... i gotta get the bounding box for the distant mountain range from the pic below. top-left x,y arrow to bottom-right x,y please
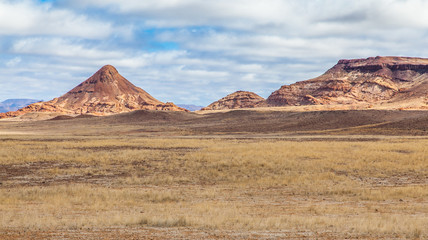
176,104 -> 204,111
0,99 -> 42,113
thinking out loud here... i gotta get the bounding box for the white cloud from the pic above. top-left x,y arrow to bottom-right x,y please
5,57 -> 21,67
12,38 -> 125,59
69,0 -> 290,27
0,0 -> 115,39
2,0 -> 428,105
68,0 -> 428,32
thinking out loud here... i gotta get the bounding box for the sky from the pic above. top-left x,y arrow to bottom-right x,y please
1,0 -> 428,106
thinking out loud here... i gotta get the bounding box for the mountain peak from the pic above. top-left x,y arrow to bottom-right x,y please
87,65 -> 121,84
98,65 -> 118,74
0,65 -> 188,118
54,65 -> 188,113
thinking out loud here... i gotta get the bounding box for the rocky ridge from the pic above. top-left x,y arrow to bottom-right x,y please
0,65 -> 187,119
267,56 -> 428,108
201,91 -> 265,110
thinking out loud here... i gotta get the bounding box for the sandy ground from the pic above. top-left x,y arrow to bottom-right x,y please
0,109 -> 427,239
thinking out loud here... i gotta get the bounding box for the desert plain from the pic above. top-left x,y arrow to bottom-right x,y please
0,109 -> 427,239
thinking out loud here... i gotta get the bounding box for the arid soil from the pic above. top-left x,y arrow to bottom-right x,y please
1,109 -> 427,136
0,109 -> 427,239
2,228 -> 349,240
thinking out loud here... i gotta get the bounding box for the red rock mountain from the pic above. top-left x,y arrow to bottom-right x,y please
0,65 -> 187,118
201,91 -> 265,110
267,56 -> 428,108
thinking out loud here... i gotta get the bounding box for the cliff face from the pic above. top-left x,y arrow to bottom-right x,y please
267,56 -> 428,107
0,65 -> 188,119
202,91 -> 265,110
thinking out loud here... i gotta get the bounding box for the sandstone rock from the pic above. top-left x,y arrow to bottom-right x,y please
0,65 -> 188,119
201,91 -> 265,110
267,56 -> 428,107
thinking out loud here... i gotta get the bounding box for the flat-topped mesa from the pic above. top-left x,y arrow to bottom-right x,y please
201,91 -> 265,110
336,56 -> 428,72
267,56 -> 428,107
0,65 -> 188,119
337,56 -> 428,65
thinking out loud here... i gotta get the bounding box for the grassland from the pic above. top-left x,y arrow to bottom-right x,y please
1,132 -> 427,239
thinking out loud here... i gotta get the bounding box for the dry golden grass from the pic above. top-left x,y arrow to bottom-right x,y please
0,135 -> 427,239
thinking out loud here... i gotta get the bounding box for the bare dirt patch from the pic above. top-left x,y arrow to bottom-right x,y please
0,161 -> 129,187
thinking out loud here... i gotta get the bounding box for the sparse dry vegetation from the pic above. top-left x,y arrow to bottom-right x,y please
1,134 -> 427,239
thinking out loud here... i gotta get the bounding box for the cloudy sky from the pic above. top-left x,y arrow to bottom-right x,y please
1,0 -> 428,105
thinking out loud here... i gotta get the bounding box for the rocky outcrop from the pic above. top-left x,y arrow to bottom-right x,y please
267,56 -> 428,107
0,65 -> 188,119
201,91 -> 265,110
